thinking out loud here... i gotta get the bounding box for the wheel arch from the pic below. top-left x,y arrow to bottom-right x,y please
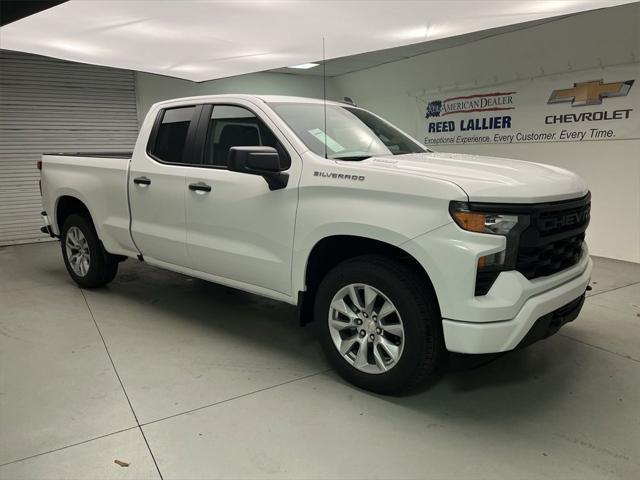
55,195 -> 94,233
56,195 -> 125,263
297,235 -> 440,325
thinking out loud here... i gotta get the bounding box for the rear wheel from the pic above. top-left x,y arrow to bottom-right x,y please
61,214 -> 118,288
315,255 -> 444,395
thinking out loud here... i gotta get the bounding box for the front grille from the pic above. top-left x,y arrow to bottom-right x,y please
515,194 -> 590,280
468,193 -> 591,295
517,232 -> 585,279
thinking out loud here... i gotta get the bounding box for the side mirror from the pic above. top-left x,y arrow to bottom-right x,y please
227,146 -> 289,190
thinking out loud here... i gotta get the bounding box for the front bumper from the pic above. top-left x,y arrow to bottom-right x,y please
401,221 -> 592,354
441,255 -> 592,353
516,293 -> 585,349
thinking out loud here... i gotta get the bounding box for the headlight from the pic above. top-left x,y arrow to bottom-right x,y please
449,202 -> 518,236
449,201 -> 529,296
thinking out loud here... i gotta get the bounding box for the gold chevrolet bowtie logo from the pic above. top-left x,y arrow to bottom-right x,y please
548,79 -> 634,106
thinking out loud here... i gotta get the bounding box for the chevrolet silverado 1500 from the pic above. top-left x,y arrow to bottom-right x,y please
39,95 -> 592,393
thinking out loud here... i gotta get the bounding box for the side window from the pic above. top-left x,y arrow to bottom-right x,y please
203,105 -> 289,168
149,106 -> 195,164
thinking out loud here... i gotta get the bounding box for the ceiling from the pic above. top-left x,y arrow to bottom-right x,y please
0,0 -> 635,82
269,17 -> 562,77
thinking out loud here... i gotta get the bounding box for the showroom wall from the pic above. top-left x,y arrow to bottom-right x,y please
332,3 -> 640,263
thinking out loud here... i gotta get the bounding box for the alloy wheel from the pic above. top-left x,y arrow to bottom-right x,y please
328,283 -> 405,374
65,226 -> 90,277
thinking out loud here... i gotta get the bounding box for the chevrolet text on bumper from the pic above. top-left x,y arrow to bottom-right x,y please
38,94 -> 591,394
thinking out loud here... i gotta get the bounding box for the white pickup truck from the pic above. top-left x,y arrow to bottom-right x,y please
39,95 -> 592,394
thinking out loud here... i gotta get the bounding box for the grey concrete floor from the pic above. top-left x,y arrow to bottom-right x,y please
1,242 -> 639,480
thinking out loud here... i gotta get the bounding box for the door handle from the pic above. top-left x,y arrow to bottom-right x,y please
133,176 -> 151,186
188,182 -> 212,193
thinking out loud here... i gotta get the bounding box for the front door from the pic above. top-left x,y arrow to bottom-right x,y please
183,102 -> 300,295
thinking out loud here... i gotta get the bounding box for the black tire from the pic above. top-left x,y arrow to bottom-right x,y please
315,255 -> 444,395
61,214 -> 118,288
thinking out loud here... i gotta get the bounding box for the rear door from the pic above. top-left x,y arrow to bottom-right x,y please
182,101 -> 300,295
129,104 -> 201,267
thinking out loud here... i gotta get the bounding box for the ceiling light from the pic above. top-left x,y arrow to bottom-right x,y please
46,40 -> 107,55
393,26 -> 429,41
523,0 -> 586,14
288,63 -> 319,70
425,23 -> 456,39
170,64 -> 216,73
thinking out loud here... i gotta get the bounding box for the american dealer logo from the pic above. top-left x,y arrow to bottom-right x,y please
425,91 -> 516,118
547,79 -> 634,106
425,91 -> 516,134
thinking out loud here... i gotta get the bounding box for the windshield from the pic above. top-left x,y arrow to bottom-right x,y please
270,103 -> 427,160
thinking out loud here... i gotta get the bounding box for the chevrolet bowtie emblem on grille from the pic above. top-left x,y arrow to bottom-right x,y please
548,79 -> 634,106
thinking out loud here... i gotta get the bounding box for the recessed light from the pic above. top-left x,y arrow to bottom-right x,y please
394,26 -> 429,40
47,40 -> 107,55
288,63 -> 319,70
170,64 -> 215,73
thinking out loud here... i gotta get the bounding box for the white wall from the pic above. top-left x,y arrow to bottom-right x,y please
332,3 -> 640,263
135,71 -> 331,123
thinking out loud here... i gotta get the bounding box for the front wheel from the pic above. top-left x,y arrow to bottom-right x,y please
61,214 -> 118,288
315,255 -> 444,395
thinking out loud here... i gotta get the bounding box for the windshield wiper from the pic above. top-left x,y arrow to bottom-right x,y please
331,155 -> 371,161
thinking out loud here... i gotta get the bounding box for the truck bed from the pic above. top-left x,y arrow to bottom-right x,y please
40,153 -> 137,257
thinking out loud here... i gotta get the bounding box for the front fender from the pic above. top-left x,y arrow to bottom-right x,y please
291,222 -> 441,296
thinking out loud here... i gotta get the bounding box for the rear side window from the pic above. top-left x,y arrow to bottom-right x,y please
150,106 -> 195,163
203,105 -> 289,168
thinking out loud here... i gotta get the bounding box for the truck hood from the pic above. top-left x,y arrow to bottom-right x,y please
360,152 -> 588,203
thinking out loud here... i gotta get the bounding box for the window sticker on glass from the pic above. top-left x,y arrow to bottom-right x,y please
308,128 -> 345,153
